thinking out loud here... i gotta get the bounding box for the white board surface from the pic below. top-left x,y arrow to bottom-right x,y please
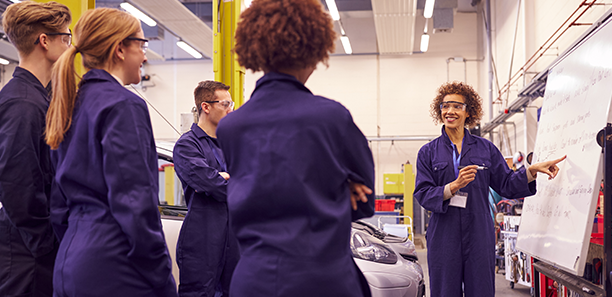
516,18 -> 612,275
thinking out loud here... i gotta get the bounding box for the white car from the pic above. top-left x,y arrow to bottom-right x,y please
351,220 -> 425,297
157,142 -> 425,297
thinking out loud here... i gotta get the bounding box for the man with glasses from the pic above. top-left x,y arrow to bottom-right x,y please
0,2 -> 71,296
172,80 -> 239,297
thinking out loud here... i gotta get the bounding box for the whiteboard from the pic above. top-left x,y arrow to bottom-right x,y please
516,19 -> 612,275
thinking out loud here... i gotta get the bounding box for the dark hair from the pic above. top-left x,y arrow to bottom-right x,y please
234,0 -> 336,72
194,81 -> 230,114
430,81 -> 483,128
2,1 -> 71,55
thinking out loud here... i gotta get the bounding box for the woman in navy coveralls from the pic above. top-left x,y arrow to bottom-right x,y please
45,8 -> 177,296
414,82 -> 565,296
217,1 -> 375,296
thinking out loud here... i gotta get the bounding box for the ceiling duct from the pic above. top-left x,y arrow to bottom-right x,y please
145,49 -> 166,62
128,0 -> 213,58
416,0 -> 458,33
371,0 -> 417,54
433,8 -> 454,33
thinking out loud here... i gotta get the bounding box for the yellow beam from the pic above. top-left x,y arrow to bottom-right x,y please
164,165 -> 175,206
403,164 -> 415,228
33,0 -> 95,75
213,0 -> 245,108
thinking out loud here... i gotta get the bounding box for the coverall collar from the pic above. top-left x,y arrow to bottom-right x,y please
190,122 -> 214,140
82,69 -> 122,86
13,67 -> 49,101
441,125 -> 477,157
254,71 -> 314,95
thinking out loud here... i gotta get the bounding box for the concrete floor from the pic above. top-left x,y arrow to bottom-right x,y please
414,234 -> 532,296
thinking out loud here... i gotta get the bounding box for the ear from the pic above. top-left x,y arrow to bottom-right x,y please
201,102 -> 211,115
38,33 -> 50,51
114,42 -> 126,62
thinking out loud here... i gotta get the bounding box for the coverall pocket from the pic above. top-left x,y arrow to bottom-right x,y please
469,157 -> 490,168
470,157 -> 491,186
432,161 -> 449,184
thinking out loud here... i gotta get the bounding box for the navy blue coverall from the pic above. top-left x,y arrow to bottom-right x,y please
173,123 -> 239,297
414,127 -> 536,297
0,67 -> 58,297
50,69 -> 177,296
217,72 -> 375,297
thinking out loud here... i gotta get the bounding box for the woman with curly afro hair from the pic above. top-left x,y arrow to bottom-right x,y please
216,0 -> 375,296
414,82 -> 565,297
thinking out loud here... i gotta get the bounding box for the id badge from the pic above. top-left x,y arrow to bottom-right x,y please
449,191 -> 468,208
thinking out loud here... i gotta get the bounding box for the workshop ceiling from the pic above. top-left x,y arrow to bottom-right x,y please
0,0 -> 478,62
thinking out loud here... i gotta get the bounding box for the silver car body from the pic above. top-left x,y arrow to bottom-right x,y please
352,221 -> 425,297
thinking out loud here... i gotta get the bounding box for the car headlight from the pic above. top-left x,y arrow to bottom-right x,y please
351,230 -> 398,264
394,239 -> 419,262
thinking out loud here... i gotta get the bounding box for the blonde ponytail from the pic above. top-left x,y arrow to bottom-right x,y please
45,46 -> 79,150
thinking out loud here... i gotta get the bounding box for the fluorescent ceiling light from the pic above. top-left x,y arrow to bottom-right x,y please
0,58 -> 9,65
424,0 -> 435,18
420,34 -> 429,52
177,41 -> 203,59
325,0 -> 340,21
120,3 -> 157,27
340,36 -> 352,55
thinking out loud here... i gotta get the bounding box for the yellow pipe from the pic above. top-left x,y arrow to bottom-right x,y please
213,0 -> 245,108
404,163 -> 415,239
164,165 -> 175,205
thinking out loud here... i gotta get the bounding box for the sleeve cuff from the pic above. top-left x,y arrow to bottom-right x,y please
526,166 -> 536,183
444,184 -> 453,200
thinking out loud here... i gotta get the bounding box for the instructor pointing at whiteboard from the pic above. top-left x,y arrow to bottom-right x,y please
414,82 -> 565,297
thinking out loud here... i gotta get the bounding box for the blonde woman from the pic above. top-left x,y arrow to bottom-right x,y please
45,8 -> 177,296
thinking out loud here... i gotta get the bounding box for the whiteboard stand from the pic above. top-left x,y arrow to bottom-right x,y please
604,124 -> 612,297
531,125 -> 612,296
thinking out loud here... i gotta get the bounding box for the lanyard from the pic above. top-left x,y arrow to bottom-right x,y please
452,143 -> 461,178
204,137 -> 227,172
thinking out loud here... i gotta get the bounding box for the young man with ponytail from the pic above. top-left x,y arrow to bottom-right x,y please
0,2 -> 71,296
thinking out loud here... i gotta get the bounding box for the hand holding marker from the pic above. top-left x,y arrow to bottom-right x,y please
458,165 -> 487,170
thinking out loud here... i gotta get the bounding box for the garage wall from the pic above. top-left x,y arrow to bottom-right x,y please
1,64 -> 17,87
1,1 -> 610,194
143,12 -> 480,194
